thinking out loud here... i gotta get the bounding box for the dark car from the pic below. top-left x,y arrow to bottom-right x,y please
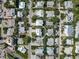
15,57 -> 19,59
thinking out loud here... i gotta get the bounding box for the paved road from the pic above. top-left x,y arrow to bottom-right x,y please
58,2 -> 62,59
28,0 -> 32,59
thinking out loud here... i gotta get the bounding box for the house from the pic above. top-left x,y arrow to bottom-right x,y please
35,1 -> 44,8
2,19 -> 15,27
75,21 -> 79,38
63,25 -> 73,36
47,38 -> 54,46
4,37 -> 15,46
19,2 -> 25,9
64,47 -> 72,55
7,46 -> 15,52
47,1 -> 54,7
5,8 -> 15,17
35,48 -> 44,56
0,0 -> 2,3
36,29 -> 42,36
66,39 -> 73,45
36,19 -> 43,26
0,48 -> 5,59
46,21 -> 53,26
76,55 -> 79,59
46,56 -> 54,59
46,29 -> 53,36
47,47 -> 54,56
0,9 -> 3,18
0,37 -> 4,44
17,11 -> 23,17
36,37 -> 43,45
65,10 -> 73,22
75,44 -> 79,54
18,46 -> 27,53
18,38 -> 23,44
18,22 -> 25,34
46,11 -> 54,17
64,1 -> 73,9
64,56 -> 72,59
35,10 -> 44,17
55,38 -> 59,45
7,28 -> 14,36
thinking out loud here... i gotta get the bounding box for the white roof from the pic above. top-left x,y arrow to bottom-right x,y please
19,2 -> 25,9
64,1 -> 73,9
17,11 -> 23,17
18,22 -> 25,34
46,11 -> 54,17
64,47 -> 72,55
7,28 -> 14,36
66,39 -> 73,45
18,38 -> 23,44
46,29 -> 53,36
75,45 -> 79,54
19,27 -> 25,34
47,47 -> 54,55
18,22 -> 24,25
64,25 -> 73,36
36,29 -> 42,36
65,11 -> 73,22
46,21 -> 53,26
35,1 -> 44,8
64,56 -> 72,59
36,20 -> 43,26
36,37 -> 43,44
47,38 -> 54,46
18,46 -> 26,53
47,1 -> 54,7
75,21 -> 79,38
35,48 -> 44,56
35,10 -> 44,17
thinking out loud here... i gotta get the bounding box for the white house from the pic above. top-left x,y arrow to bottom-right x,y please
36,37 -> 43,45
47,1 -> 54,7
19,2 -> 25,9
64,47 -> 72,55
65,10 -> 73,22
47,38 -> 54,46
46,11 -> 55,17
18,38 -> 23,44
64,1 -> 73,9
35,1 -> 44,8
35,10 -> 44,17
75,21 -> 79,38
46,29 -> 53,36
36,19 -> 43,26
18,46 -> 27,53
66,39 -> 73,45
18,22 -> 25,34
36,29 -> 42,36
75,44 -> 79,54
47,47 -> 54,56
35,48 -> 44,56
7,28 -> 14,36
64,25 -> 73,36
64,56 -> 72,59
46,21 -> 53,26
17,11 -> 23,17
